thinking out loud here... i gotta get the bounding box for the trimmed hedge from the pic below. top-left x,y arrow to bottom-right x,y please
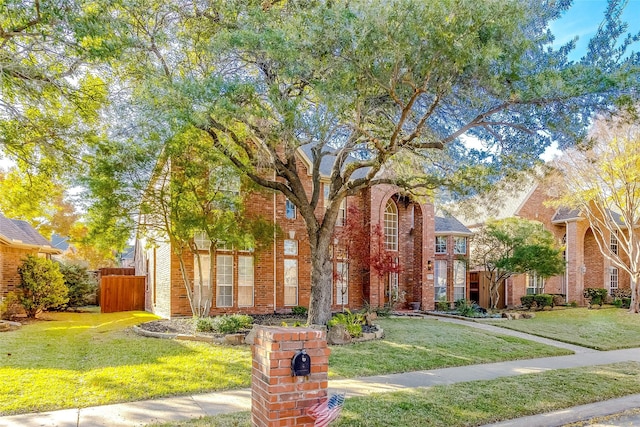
583,288 -> 608,308
520,294 -> 554,310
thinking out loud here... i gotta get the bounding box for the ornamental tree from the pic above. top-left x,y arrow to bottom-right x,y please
94,0 -> 639,324
471,218 -> 565,309
551,114 -> 640,313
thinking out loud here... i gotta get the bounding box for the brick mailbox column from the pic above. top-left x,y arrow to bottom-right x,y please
251,326 -> 330,427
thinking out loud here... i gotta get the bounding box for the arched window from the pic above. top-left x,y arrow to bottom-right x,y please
384,200 -> 398,251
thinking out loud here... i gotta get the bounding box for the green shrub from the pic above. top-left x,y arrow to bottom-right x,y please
374,305 -> 392,317
454,299 -> 475,317
611,289 -> 632,309
292,306 -> 308,316
520,295 -> 535,309
18,255 -> 68,318
533,294 -> 553,310
328,309 -> 365,337
0,292 -> 22,320
195,316 -> 215,332
435,301 -> 450,311
58,263 -> 98,308
195,314 -> 253,334
583,288 -> 608,308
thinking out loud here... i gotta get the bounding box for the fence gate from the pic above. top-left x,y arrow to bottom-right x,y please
100,276 -> 146,313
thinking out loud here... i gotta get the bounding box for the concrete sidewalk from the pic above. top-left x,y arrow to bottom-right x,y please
2,318 -> 640,427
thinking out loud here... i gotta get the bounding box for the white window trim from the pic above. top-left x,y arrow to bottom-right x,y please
284,258 -> 298,306
434,260 -> 447,301
238,255 -> 254,307
435,236 -> 447,254
216,254 -> 233,307
384,200 -> 398,251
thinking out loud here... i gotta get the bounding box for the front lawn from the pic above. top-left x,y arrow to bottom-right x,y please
0,311 -> 569,415
329,317 -> 571,378
0,311 -> 251,415
486,307 -> 640,350
151,361 -> 640,427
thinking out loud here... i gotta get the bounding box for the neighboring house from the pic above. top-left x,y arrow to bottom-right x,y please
118,245 -> 135,268
135,148 -> 470,318
51,233 -> 76,263
0,213 -> 61,300
433,216 -> 473,305
461,182 -> 626,308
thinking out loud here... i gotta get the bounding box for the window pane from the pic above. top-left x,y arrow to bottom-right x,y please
238,256 -> 254,307
384,201 -> 398,251
454,237 -> 466,254
284,239 -> 298,256
193,254 -> 211,287
323,183 -> 330,210
194,231 -> 211,250
610,267 -> 619,294
434,260 -> 447,301
435,236 -> 447,253
336,198 -> 346,226
336,262 -> 348,305
453,260 -> 466,301
285,199 -> 296,219
216,255 -> 233,307
284,259 -> 298,306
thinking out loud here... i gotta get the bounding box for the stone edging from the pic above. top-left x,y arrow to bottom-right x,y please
133,323 -> 383,345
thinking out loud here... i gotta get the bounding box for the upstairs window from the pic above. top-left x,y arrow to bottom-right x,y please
454,237 -> 467,254
435,236 -> 447,254
611,231 -> 618,255
336,198 -> 347,226
194,231 -> 211,250
384,200 -> 398,251
285,199 -> 296,220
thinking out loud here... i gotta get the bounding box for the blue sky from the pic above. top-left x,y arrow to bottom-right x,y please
550,0 -> 640,61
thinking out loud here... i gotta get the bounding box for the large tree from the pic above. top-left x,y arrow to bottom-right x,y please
552,114 -> 640,313
0,0 -> 112,174
471,218 -> 565,309
138,130 -> 273,317
99,0 -> 639,324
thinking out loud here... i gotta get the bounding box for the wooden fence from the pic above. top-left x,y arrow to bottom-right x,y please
100,275 -> 146,313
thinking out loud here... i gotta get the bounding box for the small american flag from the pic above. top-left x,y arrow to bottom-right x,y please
307,393 -> 345,427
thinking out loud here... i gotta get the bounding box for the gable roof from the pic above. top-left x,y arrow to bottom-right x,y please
435,216 -> 472,235
298,144 -> 371,180
551,208 -> 581,223
0,214 -> 61,254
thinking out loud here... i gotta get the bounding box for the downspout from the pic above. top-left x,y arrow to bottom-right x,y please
273,171 -> 277,314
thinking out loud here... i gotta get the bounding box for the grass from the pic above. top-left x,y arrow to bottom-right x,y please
328,317 -> 571,378
0,311 -> 569,415
151,361 -> 640,427
0,311 -> 252,415
486,307 -> 640,350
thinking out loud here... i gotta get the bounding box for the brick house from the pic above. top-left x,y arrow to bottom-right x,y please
134,149 -> 471,318
463,182 -> 628,308
0,213 -> 61,300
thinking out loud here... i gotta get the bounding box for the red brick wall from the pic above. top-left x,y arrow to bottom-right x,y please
0,245 -> 39,299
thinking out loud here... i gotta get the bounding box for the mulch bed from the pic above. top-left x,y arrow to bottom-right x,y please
137,313 -> 309,337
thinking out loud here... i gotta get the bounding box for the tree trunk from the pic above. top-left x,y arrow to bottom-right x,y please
307,237 -> 334,325
630,274 -> 640,314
